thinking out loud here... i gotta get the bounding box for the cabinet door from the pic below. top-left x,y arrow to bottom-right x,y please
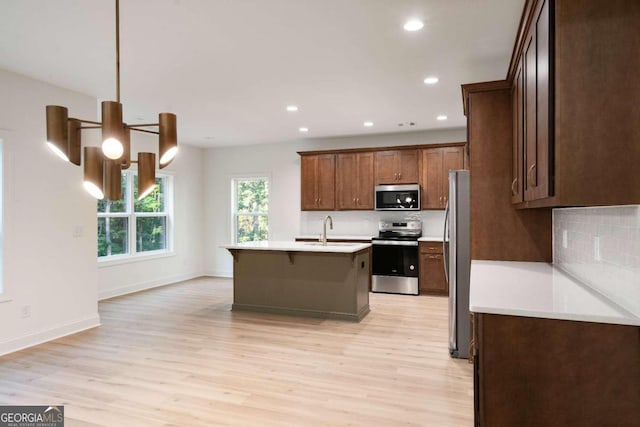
524,30 -> 538,201
316,154 -> 336,210
532,0 -> 551,200
421,148 -> 443,209
512,59 -> 524,204
397,150 -> 419,183
300,155 -> 318,210
524,0 -> 552,202
419,253 -> 448,295
442,146 -> 464,207
374,151 -> 398,184
336,153 -> 357,210
355,152 -> 374,209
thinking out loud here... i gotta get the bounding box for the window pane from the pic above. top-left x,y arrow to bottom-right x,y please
97,217 -> 129,257
97,172 -> 128,213
236,215 -> 268,243
236,179 -> 268,213
136,216 -> 167,252
134,176 -> 165,213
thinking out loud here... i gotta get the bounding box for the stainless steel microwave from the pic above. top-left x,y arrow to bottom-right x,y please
374,184 -> 421,210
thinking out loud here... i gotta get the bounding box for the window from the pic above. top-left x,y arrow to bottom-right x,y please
232,177 -> 269,243
98,171 -> 172,260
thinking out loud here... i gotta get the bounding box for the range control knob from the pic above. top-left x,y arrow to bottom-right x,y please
409,265 -> 415,271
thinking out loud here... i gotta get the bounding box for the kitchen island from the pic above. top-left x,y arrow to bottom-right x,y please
223,241 -> 371,321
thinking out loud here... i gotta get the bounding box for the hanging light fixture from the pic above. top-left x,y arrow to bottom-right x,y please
45,0 -> 178,200
83,147 -> 105,200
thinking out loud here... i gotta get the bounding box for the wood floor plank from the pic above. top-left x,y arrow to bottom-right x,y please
0,277 -> 473,426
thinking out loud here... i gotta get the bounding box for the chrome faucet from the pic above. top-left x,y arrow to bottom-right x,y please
321,215 -> 333,246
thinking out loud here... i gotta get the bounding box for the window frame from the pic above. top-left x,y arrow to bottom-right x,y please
98,169 -> 175,266
231,175 -> 270,244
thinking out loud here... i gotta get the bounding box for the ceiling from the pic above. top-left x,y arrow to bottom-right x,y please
0,0 -> 524,147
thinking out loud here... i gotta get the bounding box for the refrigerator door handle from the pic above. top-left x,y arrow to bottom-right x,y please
443,200 -> 450,284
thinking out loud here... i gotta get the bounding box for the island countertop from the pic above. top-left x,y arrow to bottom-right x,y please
222,240 -> 371,254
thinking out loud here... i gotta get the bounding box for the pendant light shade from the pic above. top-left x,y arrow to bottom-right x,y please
159,112 -> 177,168
67,118 -> 82,166
46,105 -> 69,162
137,152 -> 156,200
121,126 -> 131,170
101,101 -> 124,160
83,147 -> 105,199
104,159 -> 122,200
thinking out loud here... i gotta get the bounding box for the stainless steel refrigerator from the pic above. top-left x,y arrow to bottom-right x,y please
443,170 -> 471,359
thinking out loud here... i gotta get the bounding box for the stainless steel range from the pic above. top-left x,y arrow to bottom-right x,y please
371,219 -> 422,295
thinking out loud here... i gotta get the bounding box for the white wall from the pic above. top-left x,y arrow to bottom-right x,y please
97,141 -> 205,299
0,69 -> 100,355
204,128 -> 466,277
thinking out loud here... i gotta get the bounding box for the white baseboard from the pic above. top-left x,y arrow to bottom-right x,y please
203,270 -> 233,278
98,271 -> 205,301
0,314 -> 101,357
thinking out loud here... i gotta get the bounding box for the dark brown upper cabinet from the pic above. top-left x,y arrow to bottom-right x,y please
300,154 -> 335,211
336,152 -> 374,210
374,150 -> 419,185
420,146 -> 465,210
464,0 -> 640,209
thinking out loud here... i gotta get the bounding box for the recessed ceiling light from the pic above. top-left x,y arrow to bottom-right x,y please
286,105 -> 298,112
437,115 -> 448,121
404,20 -> 424,32
299,127 -> 309,133
424,76 -> 439,85
363,121 -> 374,127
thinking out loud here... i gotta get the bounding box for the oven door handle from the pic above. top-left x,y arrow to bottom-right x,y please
372,240 -> 419,247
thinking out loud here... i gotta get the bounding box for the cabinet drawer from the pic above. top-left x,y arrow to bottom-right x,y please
419,242 -> 443,254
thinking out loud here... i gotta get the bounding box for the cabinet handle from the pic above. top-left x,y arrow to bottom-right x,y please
398,172 -> 402,180
527,163 -> 536,188
356,197 -> 360,204
353,197 -> 356,204
511,178 -> 517,195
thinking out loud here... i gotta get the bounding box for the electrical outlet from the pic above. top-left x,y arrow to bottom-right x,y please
72,225 -> 84,237
562,229 -> 568,248
594,236 -> 601,261
21,305 -> 31,319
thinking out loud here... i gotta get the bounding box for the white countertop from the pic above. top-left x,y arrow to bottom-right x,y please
470,261 -> 640,326
295,235 -> 374,241
223,240 -> 371,254
418,236 -> 444,242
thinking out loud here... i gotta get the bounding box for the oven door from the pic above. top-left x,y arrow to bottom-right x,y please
371,241 -> 419,295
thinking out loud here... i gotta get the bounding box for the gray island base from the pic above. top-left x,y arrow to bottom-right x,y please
224,241 -> 371,322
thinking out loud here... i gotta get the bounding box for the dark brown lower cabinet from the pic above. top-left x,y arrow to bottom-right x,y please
472,313 -> 640,426
419,242 -> 448,295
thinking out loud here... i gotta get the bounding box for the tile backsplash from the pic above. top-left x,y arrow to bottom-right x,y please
300,210 -> 446,238
553,205 -> 640,317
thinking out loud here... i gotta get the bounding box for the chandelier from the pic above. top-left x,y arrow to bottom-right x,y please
45,0 -> 178,201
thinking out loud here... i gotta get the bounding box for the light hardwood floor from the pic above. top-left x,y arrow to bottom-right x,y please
0,277 -> 473,426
